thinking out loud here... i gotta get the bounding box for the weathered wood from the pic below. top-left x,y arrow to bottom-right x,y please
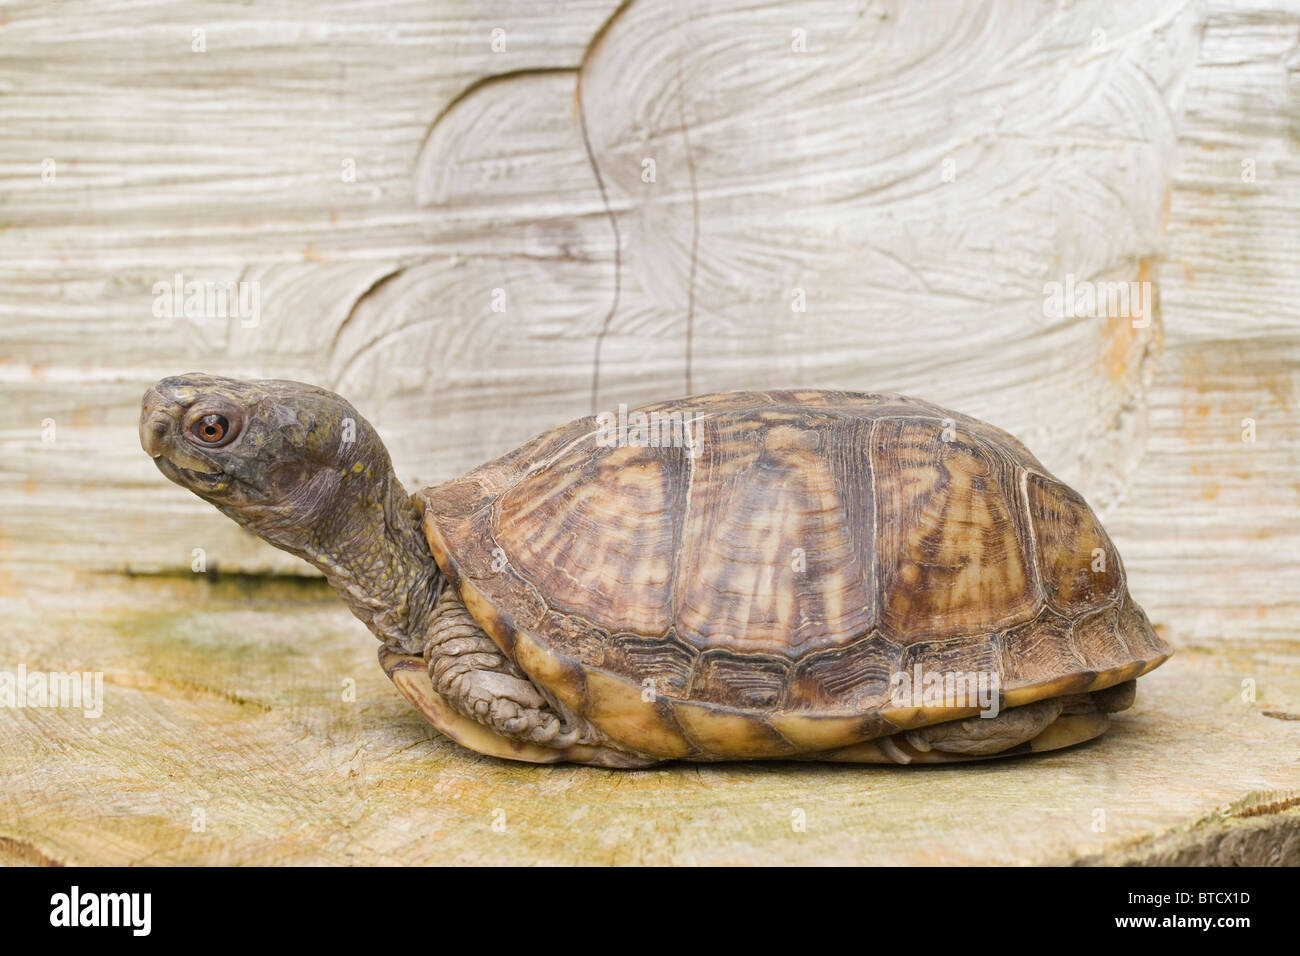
0,573 -> 1296,865
2,0 -> 1296,650
1,0 -> 1298,863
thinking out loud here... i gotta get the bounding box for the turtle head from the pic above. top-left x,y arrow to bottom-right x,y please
140,373 -> 440,650
139,373 -> 384,530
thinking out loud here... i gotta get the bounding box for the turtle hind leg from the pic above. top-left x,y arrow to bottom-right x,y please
819,700 -> 1113,764
821,680 -> 1139,764
904,696 -> 1065,757
382,589 -> 657,767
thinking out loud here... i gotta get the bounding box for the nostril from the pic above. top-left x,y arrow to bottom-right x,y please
140,410 -> 176,458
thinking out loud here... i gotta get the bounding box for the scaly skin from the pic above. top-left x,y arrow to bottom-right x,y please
141,374 -> 1136,766
140,374 -> 441,652
139,373 -> 604,755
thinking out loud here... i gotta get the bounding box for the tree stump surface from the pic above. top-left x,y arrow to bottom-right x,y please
1,0 -> 1297,864
1,575 -> 1295,866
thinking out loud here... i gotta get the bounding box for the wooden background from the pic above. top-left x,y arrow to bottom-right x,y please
1,0 -> 1297,865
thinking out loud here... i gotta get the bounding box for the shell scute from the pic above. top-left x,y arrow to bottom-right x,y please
420,390 -> 1169,755
870,418 -> 1040,642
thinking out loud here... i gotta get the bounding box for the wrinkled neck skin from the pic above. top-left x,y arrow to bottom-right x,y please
218,465 -> 443,655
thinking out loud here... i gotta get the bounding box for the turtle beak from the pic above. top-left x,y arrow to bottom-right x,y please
139,377 -> 219,474
139,387 -> 177,459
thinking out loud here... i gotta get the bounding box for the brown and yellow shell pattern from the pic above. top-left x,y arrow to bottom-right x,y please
419,390 -> 1170,760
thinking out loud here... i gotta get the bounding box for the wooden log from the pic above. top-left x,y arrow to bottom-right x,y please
0,573 -> 1296,865
0,0 -> 1297,863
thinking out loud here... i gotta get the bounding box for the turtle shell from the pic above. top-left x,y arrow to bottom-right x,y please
418,390 -> 1170,760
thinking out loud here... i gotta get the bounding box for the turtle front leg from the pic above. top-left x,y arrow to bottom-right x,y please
379,647 -> 572,764
383,589 -> 657,767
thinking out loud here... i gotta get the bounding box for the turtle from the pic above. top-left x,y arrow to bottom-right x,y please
139,374 -> 1171,767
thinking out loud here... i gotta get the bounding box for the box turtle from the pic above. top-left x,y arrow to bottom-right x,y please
140,375 -> 1170,767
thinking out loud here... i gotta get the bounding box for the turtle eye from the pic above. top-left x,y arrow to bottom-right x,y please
189,414 -> 233,446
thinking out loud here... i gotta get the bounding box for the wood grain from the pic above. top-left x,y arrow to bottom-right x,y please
2,0 -> 1294,653
0,573 -> 1295,865
1,0 -> 1297,862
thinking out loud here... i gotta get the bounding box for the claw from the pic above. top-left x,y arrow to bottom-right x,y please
878,736 -> 913,764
